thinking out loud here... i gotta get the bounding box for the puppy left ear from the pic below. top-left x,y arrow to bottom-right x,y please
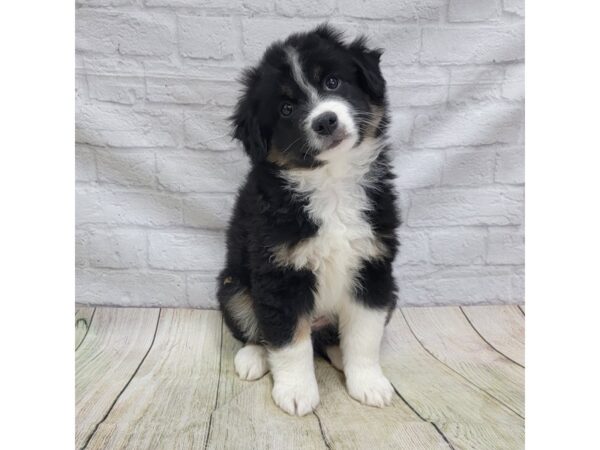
349,37 -> 386,102
230,68 -> 269,163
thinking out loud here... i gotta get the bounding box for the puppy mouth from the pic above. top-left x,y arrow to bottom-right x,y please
324,129 -> 350,150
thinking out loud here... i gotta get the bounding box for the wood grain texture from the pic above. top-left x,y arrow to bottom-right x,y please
402,307 -> 524,418
314,359 -> 450,449
206,327 -> 328,450
75,307 -> 95,350
83,309 -> 222,450
461,305 -> 525,366
76,307 -> 160,449
75,306 -> 525,449
383,311 -> 524,450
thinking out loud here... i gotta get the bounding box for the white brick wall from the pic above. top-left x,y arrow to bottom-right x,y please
76,0 -> 525,308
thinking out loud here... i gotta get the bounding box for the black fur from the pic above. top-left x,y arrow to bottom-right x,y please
217,24 -> 399,351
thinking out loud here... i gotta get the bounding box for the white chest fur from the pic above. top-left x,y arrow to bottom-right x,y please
278,138 -> 386,316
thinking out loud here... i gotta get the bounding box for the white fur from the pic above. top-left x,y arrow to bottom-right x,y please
268,336 -> 320,416
286,48 -> 319,103
339,301 -> 393,407
281,135 -> 386,317
234,344 -> 269,381
281,132 -> 393,408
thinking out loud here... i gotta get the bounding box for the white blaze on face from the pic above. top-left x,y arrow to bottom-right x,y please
286,47 -> 358,152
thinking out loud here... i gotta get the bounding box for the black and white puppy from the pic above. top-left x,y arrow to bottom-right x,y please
217,24 -> 399,416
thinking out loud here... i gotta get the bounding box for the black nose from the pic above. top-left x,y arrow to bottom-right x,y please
311,112 -> 338,136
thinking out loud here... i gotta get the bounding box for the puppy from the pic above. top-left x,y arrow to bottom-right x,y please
217,24 -> 399,416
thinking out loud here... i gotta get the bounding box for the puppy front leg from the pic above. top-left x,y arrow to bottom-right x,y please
339,301 -> 393,407
268,319 -> 319,416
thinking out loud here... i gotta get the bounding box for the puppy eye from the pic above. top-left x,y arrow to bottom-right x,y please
324,75 -> 339,90
280,102 -> 293,117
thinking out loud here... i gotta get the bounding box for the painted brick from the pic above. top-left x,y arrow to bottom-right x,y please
408,187 -> 524,226
389,110 -> 413,144
87,75 -> 145,105
77,268 -> 185,306
388,84 -> 447,107
77,103 -> 182,148
449,66 -> 505,103
146,78 -> 238,106
86,229 -> 147,269
442,149 -> 496,186
156,150 -> 249,193
76,145 -> 97,182
495,147 -> 524,184
344,0 -> 441,21
503,0 -> 524,17
96,149 -> 156,187
421,25 -> 524,64
429,229 -> 487,265
76,10 -> 176,56
178,16 -> 236,60
242,18 -> 320,61
397,230 -> 430,265
75,3 -> 525,308
183,193 -> 236,229
184,111 -> 236,151
366,25 -> 421,65
487,227 -> 524,264
502,64 -> 524,101
148,230 -> 226,270
276,0 -> 335,17
398,266 -> 517,305
393,150 -> 444,189
413,103 -> 524,148
76,188 -> 183,226
448,0 -> 498,22
187,273 -> 219,308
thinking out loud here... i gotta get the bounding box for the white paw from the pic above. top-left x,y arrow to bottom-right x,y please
272,377 -> 320,416
346,366 -> 394,407
234,345 -> 269,381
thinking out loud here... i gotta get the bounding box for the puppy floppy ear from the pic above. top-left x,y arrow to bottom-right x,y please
348,37 -> 386,102
231,69 -> 268,163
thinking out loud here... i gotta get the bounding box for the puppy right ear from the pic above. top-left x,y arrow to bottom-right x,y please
231,69 -> 268,163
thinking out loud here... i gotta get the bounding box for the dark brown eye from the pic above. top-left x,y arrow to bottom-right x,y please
325,75 -> 339,90
280,102 -> 293,117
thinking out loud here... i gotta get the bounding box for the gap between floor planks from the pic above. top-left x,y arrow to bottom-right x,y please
76,305 -> 524,450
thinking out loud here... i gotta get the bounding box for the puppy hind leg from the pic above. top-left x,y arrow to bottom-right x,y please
325,345 -> 344,372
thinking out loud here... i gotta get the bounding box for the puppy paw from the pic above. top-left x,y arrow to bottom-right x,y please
346,366 -> 394,407
272,377 -> 320,416
234,345 -> 269,381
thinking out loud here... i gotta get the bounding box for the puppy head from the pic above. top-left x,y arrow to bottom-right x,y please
231,24 -> 387,168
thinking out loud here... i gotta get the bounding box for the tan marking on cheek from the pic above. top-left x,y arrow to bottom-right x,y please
365,103 -> 384,138
223,276 -> 233,285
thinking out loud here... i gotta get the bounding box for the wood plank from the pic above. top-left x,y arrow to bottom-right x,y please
383,311 -> 524,449
206,326 -> 328,450
75,307 -> 95,350
314,359 -> 450,449
402,307 -> 524,418
84,309 -> 222,450
461,305 -> 525,367
76,307 -> 160,449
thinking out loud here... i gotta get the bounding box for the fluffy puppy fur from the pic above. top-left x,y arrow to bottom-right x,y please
217,24 -> 400,416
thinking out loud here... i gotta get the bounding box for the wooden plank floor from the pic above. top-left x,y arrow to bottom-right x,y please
75,305 -> 525,450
